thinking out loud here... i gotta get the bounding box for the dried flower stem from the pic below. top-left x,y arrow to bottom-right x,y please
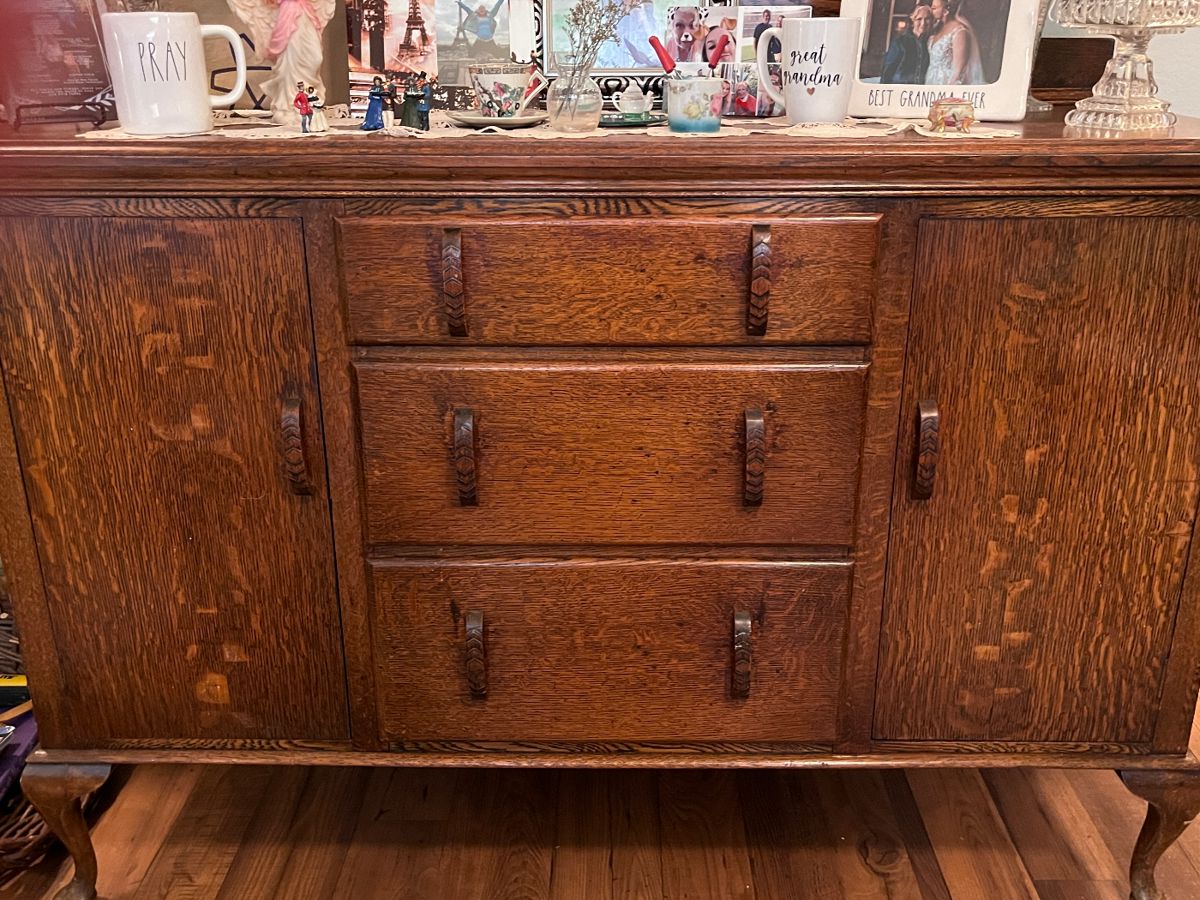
561,0 -> 645,87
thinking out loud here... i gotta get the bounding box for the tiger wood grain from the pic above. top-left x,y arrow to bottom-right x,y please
877,215 -> 1200,744
338,216 -> 879,345
0,216 -> 349,744
371,560 -> 850,743
8,115 -> 1200,195
835,203 -> 917,751
301,202 -> 382,749
356,356 -> 866,546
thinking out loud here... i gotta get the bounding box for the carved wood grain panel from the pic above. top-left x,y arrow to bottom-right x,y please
372,560 -> 850,743
0,216 -> 349,745
876,215 -> 1200,743
355,354 -> 867,546
337,217 -> 879,345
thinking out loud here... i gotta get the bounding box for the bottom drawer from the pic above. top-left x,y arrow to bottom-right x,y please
372,560 -> 849,744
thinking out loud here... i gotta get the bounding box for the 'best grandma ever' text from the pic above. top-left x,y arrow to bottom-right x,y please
866,87 -> 988,109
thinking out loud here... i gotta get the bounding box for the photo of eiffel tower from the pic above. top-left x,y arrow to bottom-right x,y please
347,0 -> 439,115
398,0 -> 429,51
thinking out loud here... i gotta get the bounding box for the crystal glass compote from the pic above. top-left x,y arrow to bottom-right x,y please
1052,0 -> 1200,131
1027,0 -> 1054,114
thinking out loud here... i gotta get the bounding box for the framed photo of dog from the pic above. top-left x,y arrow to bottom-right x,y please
841,0 -> 1041,120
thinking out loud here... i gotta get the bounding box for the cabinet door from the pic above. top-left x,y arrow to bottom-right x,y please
0,216 -> 348,745
876,216 -> 1200,743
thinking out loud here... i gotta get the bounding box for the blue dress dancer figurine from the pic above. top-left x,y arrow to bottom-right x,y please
361,76 -> 387,131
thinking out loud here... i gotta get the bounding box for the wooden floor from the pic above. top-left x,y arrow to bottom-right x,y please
8,723 -> 1200,900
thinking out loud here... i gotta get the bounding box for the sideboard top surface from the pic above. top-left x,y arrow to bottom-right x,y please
2,112 -> 1200,195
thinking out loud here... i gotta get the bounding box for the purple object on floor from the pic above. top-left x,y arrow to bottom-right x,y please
0,713 -> 37,800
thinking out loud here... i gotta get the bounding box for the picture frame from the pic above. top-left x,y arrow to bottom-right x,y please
521,0 -> 812,102
839,0 -> 1040,120
525,0 -> 665,101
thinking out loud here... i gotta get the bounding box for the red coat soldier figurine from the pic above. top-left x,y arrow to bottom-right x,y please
293,81 -> 313,133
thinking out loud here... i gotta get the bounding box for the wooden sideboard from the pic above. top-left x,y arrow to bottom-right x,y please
3,116 -> 1200,900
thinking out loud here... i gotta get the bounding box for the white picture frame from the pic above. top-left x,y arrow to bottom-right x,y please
839,0 -> 1040,121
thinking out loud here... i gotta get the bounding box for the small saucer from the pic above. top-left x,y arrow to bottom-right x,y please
446,111 -> 549,129
599,113 -> 667,128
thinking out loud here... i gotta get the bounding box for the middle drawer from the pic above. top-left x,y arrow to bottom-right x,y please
356,354 -> 867,547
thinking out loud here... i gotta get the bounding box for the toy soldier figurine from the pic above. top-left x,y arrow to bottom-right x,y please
293,80 -> 313,133
383,74 -> 398,130
390,75 -> 405,130
417,71 -> 433,131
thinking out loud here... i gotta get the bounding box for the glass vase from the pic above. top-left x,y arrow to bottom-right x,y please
1052,0 -> 1200,132
548,53 -> 604,132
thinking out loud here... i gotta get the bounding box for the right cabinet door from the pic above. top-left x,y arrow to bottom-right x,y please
876,215 -> 1200,743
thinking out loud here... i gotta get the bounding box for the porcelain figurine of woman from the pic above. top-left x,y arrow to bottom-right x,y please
225,0 -> 337,126
400,77 -> 424,130
307,85 -> 329,132
362,76 -> 387,130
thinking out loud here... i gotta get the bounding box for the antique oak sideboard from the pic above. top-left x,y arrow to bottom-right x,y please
2,118 -> 1200,899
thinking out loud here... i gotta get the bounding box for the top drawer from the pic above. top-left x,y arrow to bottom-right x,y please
337,216 -> 880,345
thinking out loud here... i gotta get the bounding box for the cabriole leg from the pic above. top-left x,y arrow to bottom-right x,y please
1120,769 -> 1200,900
21,763 -> 111,900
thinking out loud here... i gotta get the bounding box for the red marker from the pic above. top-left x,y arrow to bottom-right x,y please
648,36 -> 681,79
708,33 -> 730,70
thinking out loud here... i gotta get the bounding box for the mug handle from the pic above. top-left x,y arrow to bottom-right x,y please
756,28 -> 784,108
518,71 -> 550,114
202,24 -> 248,109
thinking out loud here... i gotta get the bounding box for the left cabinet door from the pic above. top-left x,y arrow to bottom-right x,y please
0,216 -> 349,745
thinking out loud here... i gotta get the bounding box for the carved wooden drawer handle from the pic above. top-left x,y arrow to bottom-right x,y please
465,610 -> 487,698
280,390 -> 313,496
442,227 -> 468,337
453,408 -> 478,506
746,224 -> 772,336
914,398 -> 940,500
732,611 -> 752,699
744,408 -> 766,507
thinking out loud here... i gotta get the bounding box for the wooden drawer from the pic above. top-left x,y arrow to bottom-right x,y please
356,352 -> 867,547
337,216 -> 880,345
373,560 -> 850,743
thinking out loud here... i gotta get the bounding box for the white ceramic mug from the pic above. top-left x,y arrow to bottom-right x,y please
756,17 -> 860,124
102,12 -> 247,135
665,77 -> 723,133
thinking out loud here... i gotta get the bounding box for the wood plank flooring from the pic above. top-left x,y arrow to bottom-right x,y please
6,759 -> 1200,900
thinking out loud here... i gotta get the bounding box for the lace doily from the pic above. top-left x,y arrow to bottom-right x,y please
80,109 -> 1021,142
